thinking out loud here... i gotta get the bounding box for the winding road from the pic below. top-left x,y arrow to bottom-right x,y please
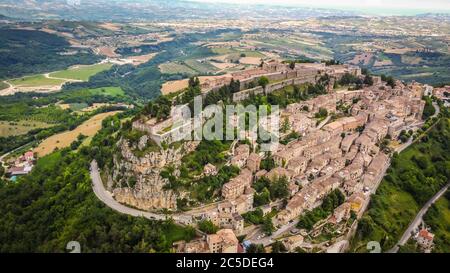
389,182 -> 450,253
90,160 -> 194,225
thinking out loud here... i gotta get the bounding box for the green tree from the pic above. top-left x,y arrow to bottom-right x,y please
271,241 -> 287,253
258,76 -> 269,88
281,117 -> 290,133
246,244 -> 266,253
262,216 -> 274,235
269,176 -> 289,200
198,220 -> 219,234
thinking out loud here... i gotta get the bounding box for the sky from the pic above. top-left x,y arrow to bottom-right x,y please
189,0 -> 450,15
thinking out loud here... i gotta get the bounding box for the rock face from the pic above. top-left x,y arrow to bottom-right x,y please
111,139 -> 199,211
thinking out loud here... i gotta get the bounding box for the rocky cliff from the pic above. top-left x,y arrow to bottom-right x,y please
110,136 -> 199,211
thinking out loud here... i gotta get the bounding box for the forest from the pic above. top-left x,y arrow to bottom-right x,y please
0,29 -> 101,79
0,113 -> 196,253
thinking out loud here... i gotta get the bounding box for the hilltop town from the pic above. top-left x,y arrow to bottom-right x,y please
106,58 -> 435,253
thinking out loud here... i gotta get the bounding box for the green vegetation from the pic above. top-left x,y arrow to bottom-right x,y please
351,118 -> 450,252
159,62 -> 197,75
258,76 -> 269,88
262,216 -> 275,235
380,74 -> 396,88
0,117 -> 196,252
297,189 -> 345,230
260,154 -> 275,171
191,165 -> 240,203
49,63 -> 113,81
423,189 -> 450,253
10,74 -> 66,87
0,81 -> 8,90
0,29 -> 101,79
242,79 -> 329,110
422,96 -> 436,120
198,220 -> 219,235
0,120 -> 51,138
253,176 -> 289,207
271,241 -> 288,253
0,91 -> 127,156
242,208 -> 276,235
246,244 -> 266,253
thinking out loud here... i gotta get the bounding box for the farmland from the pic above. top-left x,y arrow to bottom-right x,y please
34,111 -> 122,157
9,75 -> 66,87
49,63 -> 113,81
0,120 -> 51,137
159,62 -> 198,75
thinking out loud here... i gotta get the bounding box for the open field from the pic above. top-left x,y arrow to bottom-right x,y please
49,63 -> 113,81
86,86 -> 124,97
9,74 -> 66,87
159,62 -> 197,75
0,120 -> 51,137
239,56 -> 263,65
97,46 -> 119,57
183,59 -> 219,74
34,111 -> 121,157
161,75 -> 231,95
60,86 -> 125,101
125,53 -> 158,66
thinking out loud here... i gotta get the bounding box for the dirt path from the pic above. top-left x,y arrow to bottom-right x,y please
0,80 -> 14,96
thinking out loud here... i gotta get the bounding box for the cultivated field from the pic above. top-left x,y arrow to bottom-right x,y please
161,75 -> 231,95
159,62 -> 198,75
49,63 -> 113,81
34,111 -> 121,157
0,120 -> 51,137
9,75 -> 66,87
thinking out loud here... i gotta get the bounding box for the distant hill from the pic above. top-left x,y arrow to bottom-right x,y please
0,0 -> 356,21
0,28 -> 101,79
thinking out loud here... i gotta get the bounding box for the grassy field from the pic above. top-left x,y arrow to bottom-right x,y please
88,86 -> 124,96
0,120 -> 51,137
9,75 -> 66,87
183,59 -> 218,74
60,86 -> 125,102
423,192 -> 450,253
159,62 -> 198,75
68,103 -> 89,111
49,63 -> 113,81
34,111 -> 121,157
211,48 -> 235,55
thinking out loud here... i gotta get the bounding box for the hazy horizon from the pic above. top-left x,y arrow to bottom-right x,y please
189,0 -> 450,15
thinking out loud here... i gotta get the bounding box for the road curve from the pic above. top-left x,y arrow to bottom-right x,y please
90,160 -> 194,225
389,182 -> 450,253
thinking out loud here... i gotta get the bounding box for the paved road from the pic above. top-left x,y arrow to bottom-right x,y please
248,219 -> 299,247
389,182 -> 450,253
90,160 -> 194,225
316,115 -> 331,130
432,102 -> 440,118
